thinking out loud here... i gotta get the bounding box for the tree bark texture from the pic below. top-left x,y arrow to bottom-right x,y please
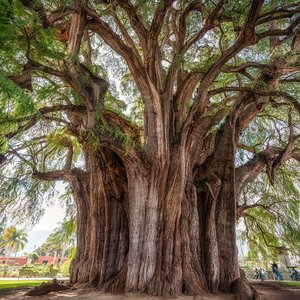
7,1 -> 290,298
69,124 -> 241,296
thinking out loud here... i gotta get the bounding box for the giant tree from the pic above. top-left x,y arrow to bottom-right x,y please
1,0 -> 300,297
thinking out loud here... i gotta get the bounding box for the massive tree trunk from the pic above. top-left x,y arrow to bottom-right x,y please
70,147 -> 129,287
69,122 -> 242,297
4,0 -> 299,298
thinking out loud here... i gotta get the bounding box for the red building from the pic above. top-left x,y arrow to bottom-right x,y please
0,256 -> 29,266
0,256 -> 67,266
37,256 -> 68,265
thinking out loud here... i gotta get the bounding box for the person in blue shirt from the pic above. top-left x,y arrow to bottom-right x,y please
290,268 -> 298,281
271,261 -> 283,280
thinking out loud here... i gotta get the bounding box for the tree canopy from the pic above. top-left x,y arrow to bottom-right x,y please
1,0 -> 299,251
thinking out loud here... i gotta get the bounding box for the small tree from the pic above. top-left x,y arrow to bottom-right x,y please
30,252 -> 39,263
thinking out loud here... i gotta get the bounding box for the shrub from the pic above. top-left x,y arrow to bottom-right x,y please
60,259 -> 71,277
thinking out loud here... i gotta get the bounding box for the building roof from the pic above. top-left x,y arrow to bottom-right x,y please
0,256 -> 29,266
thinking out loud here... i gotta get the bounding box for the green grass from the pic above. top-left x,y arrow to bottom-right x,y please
0,280 -> 47,290
282,281 -> 300,288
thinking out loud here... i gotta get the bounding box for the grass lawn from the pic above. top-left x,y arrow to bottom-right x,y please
282,281 -> 300,288
0,280 -> 47,290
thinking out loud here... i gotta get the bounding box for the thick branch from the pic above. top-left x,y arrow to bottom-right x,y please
257,16 -> 300,40
145,0 -> 174,84
236,140 -> 300,194
237,201 -> 286,218
20,0 -> 49,28
236,147 -> 280,194
110,10 -> 140,57
2,105 -> 83,136
85,6 -> 149,98
8,59 -> 67,92
32,168 -> 86,182
149,0 -> 174,44
184,0 -> 226,51
116,0 -> 148,49
183,0 -> 264,138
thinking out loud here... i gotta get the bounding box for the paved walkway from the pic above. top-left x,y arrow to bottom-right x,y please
251,280 -> 300,300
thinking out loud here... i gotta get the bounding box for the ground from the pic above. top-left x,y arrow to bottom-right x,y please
0,280 -> 299,299
0,289 -> 235,300
251,280 -> 300,300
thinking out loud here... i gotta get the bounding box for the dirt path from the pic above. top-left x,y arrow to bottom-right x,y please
1,281 -> 299,300
0,288 -> 235,300
251,280 -> 300,300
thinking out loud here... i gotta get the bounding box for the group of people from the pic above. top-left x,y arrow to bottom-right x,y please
253,262 -> 299,281
253,268 -> 266,281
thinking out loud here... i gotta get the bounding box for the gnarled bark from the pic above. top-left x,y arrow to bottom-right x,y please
69,134 -> 242,297
5,1 -> 299,299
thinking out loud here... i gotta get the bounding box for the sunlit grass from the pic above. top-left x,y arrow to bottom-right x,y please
0,280 -> 47,290
282,281 -> 300,288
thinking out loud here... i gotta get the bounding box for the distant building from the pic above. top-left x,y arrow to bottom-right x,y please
37,256 -> 68,265
0,256 -> 29,266
0,256 -> 67,266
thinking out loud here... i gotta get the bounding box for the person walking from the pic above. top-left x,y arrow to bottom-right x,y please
258,268 -> 266,281
253,268 -> 259,280
271,261 -> 283,280
290,268 -> 298,281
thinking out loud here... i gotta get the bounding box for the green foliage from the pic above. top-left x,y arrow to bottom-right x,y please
0,227 -> 28,256
105,91 -> 127,113
86,130 -> 100,151
98,124 -> 135,154
35,218 -> 76,257
0,164 -> 51,225
0,0 -> 299,268
281,282 -> 300,288
238,166 -> 300,260
30,252 -> 39,262
18,265 -> 39,277
60,259 -> 71,277
67,246 -> 76,260
19,264 -> 59,278
0,75 -> 35,114
129,96 -> 144,127
237,102 -> 300,260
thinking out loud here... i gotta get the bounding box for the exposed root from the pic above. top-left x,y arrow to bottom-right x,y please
232,278 -> 264,300
146,275 -> 180,297
25,279 -> 70,296
182,268 -> 207,296
146,271 -> 206,297
99,268 -> 126,293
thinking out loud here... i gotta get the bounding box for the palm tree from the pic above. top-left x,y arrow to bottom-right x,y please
1,227 -> 28,259
52,218 -> 76,258
36,218 -> 76,259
